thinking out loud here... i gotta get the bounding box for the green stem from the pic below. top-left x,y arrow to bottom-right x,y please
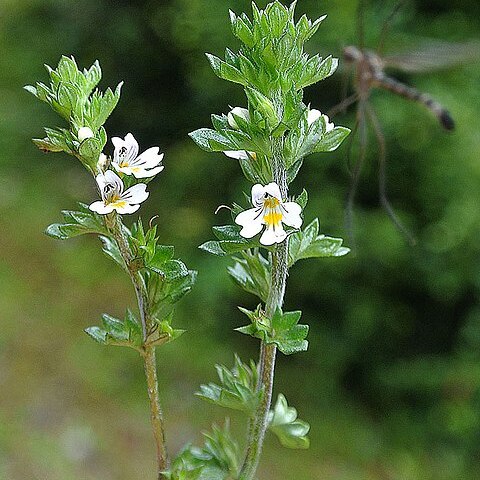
143,345 -> 169,479
106,213 -> 169,479
239,138 -> 288,480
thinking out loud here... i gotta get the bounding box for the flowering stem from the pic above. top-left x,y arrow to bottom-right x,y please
239,137 -> 288,480
106,213 -> 169,479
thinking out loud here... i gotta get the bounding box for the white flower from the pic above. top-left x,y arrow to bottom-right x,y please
89,170 -> 149,215
307,109 -> 334,132
78,127 -> 94,142
111,133 -> 164,179
235,182 -> 303,246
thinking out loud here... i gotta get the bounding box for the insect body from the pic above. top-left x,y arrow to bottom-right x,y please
342,45 -> 455,130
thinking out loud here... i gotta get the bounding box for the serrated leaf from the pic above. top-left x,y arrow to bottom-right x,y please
100,235 -> 128,271
84,326 -> 107,344
288,218 -> 349,267
313,126 -> 350,153
196,355 -> 261,414
268,394 -> 310,449
227,250 -> 270,302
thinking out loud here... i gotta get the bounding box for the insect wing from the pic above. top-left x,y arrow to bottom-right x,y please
383,39 -> 480,73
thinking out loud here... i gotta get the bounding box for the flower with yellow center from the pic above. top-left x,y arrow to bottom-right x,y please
89,170 -> 149,215
235,182 -> 303,245
111,133 -> 164,179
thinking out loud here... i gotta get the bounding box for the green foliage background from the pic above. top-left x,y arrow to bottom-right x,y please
1,0 -> 480,478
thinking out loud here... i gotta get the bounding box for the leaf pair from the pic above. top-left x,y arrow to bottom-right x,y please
237,306 -> 309,356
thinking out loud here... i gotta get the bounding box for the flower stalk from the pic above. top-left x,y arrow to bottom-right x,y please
107,212 -> 169,478
239,137 -> 288,480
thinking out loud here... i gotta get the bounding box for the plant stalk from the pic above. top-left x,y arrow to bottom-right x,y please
239,137 -> 288,480
107,213 -> 169,479
143,345 -> 169,479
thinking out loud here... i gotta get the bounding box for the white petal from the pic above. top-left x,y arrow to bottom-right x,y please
132,147 -> 163,167
224,150 -> 249,160
132,165 -> 165,179
114,203 -> 140,214
307,109 -> 322,126
251,184 -> 266,207
322,114 -> 335,132
78,126 -> 94,142
103,170 -> 124,194
121,183 -> 149,204
112,133 -> 139,166
227,107 -> 250,129
89,201 -> 114,214
260,225 -> 287,245
281,202 -> 303,228
235,208 -> 264,238
264,182 -> 282,201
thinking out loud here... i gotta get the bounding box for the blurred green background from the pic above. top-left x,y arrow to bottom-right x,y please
1,0 -> 480,478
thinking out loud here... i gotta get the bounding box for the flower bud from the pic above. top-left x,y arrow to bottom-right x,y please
96,153 -> 109,173
227,107 -> 250,129
78,127 -> 94,142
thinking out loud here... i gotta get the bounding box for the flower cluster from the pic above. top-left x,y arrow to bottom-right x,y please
87,133 -> 164,215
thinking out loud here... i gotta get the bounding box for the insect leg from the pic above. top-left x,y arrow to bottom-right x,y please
366,103 -> 417,245
377,1 -> 406,55
328,93 -> 359,119
345,101 -> 367,251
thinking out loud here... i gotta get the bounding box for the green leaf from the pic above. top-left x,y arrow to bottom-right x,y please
100,235 -> 128,271
189,128 -> 236,152
288,218 -> 350,267
85,310 -> 143,351
205,53 -> 246,85
227,250 -> 271,302
196,355 -> 262,414
165,421 -> 239,480
268,394 -> 310,449
237,306 -> 309,355
45,205 -> 108,240
200,224 -> 262,257
313,126 -> 351,153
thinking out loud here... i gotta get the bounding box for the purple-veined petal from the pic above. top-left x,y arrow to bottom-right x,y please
264,182 -> 282,201
112,133 -> 139,167
133,147 -> 163,168
251,184 -> 266,207
132,165 -> 165,179
121,183 -> 149,204
235,207 -> 264,238
113,203 -> 141,214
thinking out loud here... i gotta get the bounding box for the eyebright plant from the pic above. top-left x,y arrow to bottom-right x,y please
26,56 -> 196,479
187,2 -> 350,479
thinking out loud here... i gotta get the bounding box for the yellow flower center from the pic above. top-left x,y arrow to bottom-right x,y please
263,197 -> 282,227
109,199 -> 127,209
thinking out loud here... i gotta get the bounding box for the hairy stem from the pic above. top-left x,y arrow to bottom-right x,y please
143,345 -> 169,479
239,138 -> 288,480
106,213 -> 169,478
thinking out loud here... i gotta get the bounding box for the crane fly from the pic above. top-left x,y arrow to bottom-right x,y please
329,0 -> 480,246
